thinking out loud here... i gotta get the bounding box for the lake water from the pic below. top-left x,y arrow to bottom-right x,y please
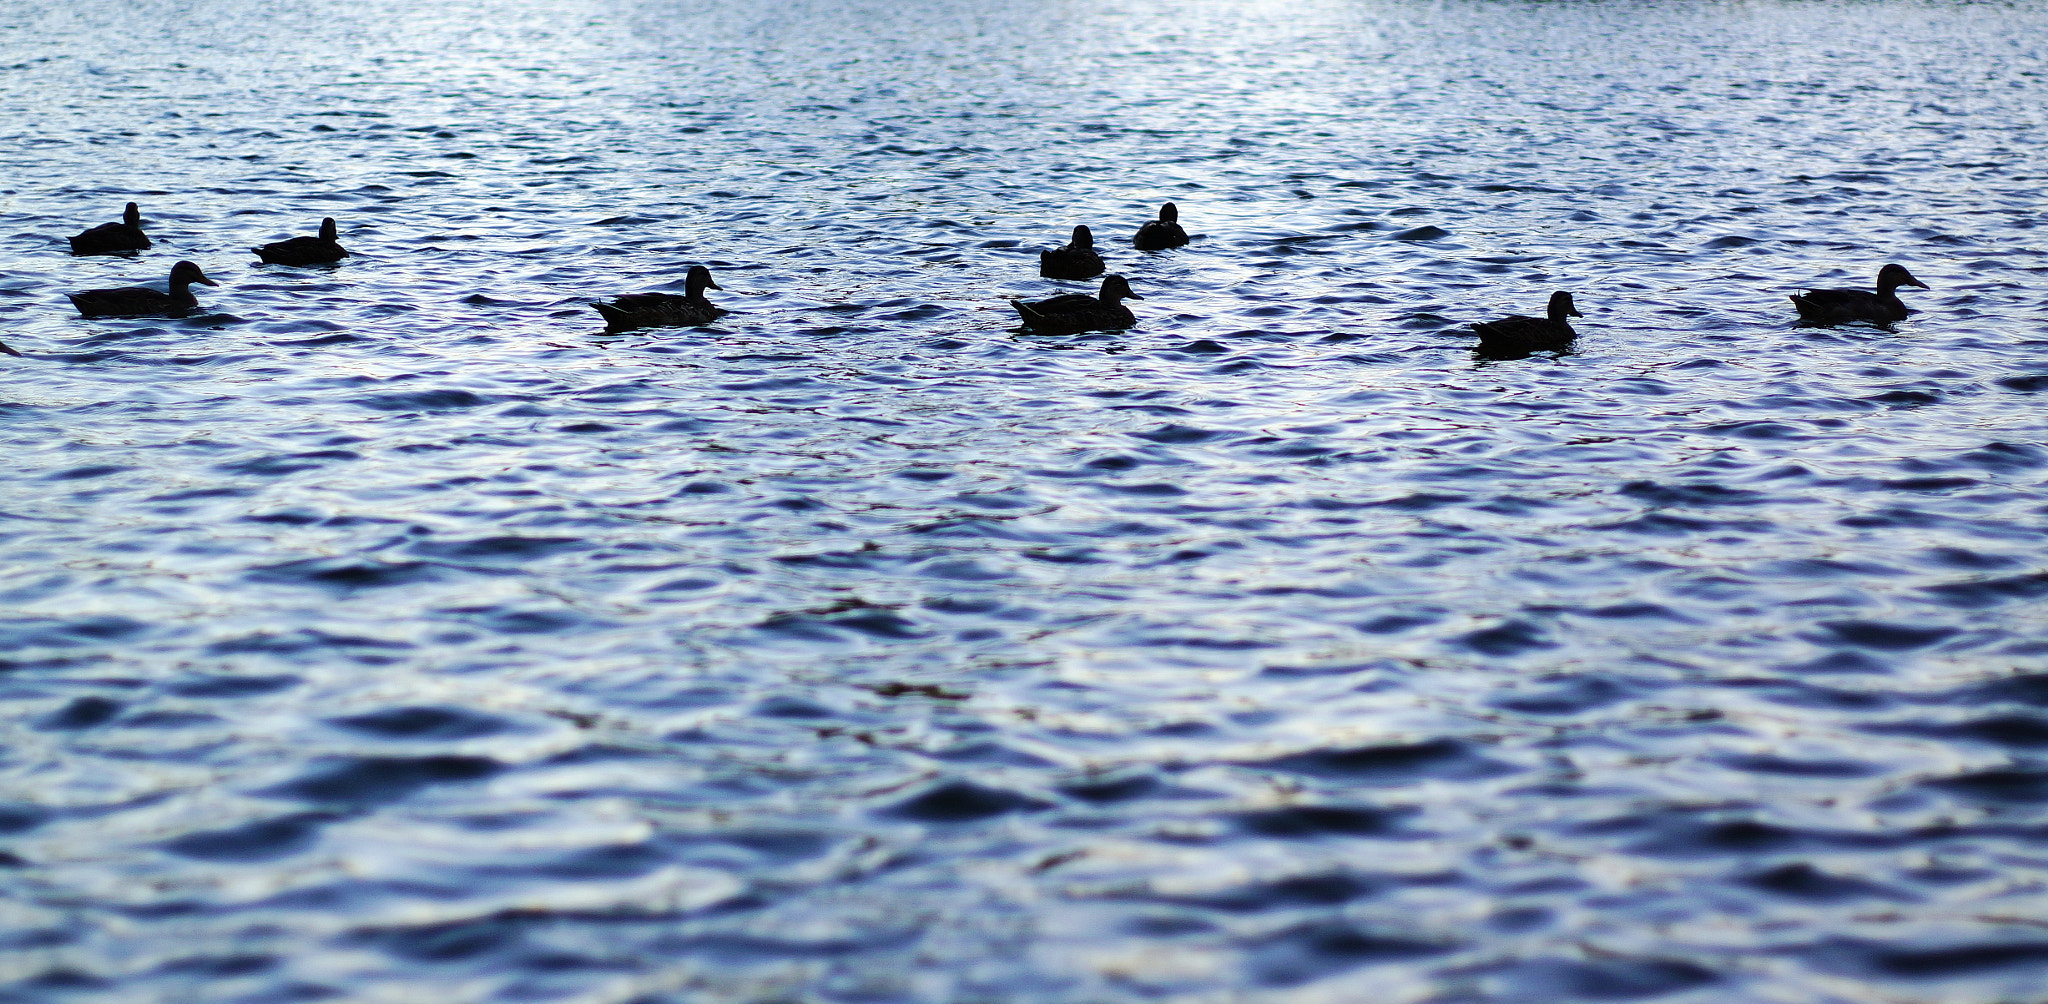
4,0 -> 2048,1000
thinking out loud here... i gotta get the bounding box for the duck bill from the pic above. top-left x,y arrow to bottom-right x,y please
1123,291 -> 1144,300
1905,278 -> 1929,289
705,279 -> 722,290
195,273 -> 220,286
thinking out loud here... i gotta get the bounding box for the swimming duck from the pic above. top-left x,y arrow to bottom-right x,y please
593,265 -> 727,332
1790,263 -> 1928,326
253,217 -> 349,265
1040,225 -> 1105,280
1133,203 -> 1189,251
68,202 -> 151,256
1013,274 -> 1143,334
1472,291 -> 1581,358
69,261 -> 219,318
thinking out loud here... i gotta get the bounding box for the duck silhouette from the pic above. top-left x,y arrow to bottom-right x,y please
1133,203 -> 1189,251
1013,274 -> 1143,335
593,265 -> 728,332
69,202 -> 151,256
1040,225 -> 1105,280
1472,291 -> 1581,358
254,217 -> 349,265
1790,264 -> 1928,326
69,261 -> 219,317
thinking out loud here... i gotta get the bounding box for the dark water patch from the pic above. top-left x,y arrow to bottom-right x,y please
1862,714 -> 2048,748
264,756 -> 502,807
1249,922 -> 1454,987
1739,862 -> 1911,903
1923,767 -> 2048,805
883,781 -> 1050,823
36,695 -> 123,730
1252,739 -> 1515,785
351,389 -> 491,412
1920,571 -> 2048,609
163,813 -> 337,862
1231,804 -> 1417,839
326,706 -> 515,740
1713,754 -> 1882,778
165,674 -> 299,699
1812,621 -> 1959,652
249,557 -> 442,592
1807,937 -> 2048,980
409,536 -> 583,562
1467,957 -> 1717,1000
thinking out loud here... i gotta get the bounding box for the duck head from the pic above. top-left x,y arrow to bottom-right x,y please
169,261 -> 219,287
1547,290 -> 1582,321
319,217 -> 339,241
686,265 -> 722,296
1099,274 -> 1142,303
1070,224 -> 1094,248
1876,263 -> 1929,292
123,202 -> 141,227
1157,203 -> 1179,224
170,261 -> 219,288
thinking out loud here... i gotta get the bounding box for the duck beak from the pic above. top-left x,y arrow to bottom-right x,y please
1124,291 -> 1144,300
706,279 -> 722,290
196,272 -> 219,287
1905,277 -> 1929,289
1570,306 -> 1583,317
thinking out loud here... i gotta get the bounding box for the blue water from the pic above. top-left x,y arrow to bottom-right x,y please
4,1 -> 2048,1000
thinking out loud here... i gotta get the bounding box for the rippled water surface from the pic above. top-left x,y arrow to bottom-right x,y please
5,0 -> 2048,1000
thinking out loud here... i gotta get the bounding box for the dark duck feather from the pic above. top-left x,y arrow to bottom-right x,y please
254,217 -> 349,265
1039,225 -> 1105,280
69,261 -> 219,318
593,265 -> 728,332
1013,274 -> 1143,335
68,202 -> 150,256
1472,291 -> 1582,358
1790,263 -> 1928,326
1132,202 -> 1189,251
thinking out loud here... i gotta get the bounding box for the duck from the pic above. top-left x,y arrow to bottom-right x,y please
253,217 -> 349,265
1472,291 -> 1582,358
1013,274 -> 1143,334
1039,225 -> 1105,280
68,202 -> 151,256
593,265 -> 728,332
1790,263 -> 1928,326
1133,202 -> 1189,251
69,261 -> 219,318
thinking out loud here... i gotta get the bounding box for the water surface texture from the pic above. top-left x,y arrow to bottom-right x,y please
4,1 -> 2048,1001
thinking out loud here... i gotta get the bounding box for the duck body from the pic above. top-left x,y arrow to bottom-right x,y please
594,265 -> 727,332
1014,274 -> 1143,335
1133,202 -> 1189,251
254,217 -> 348,265
1040,225 -> 1105,280
1790,263 -> 1928,326
69,261 -> 219,318
1473,291 -> 1581,358
69,202 -> 150,256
